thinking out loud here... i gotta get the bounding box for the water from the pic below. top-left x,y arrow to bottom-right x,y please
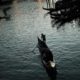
0,1 -> 80,80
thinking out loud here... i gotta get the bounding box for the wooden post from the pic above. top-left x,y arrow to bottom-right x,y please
52,0 -> 55,8
46,0 -> 55,9
46,0 -> 50,8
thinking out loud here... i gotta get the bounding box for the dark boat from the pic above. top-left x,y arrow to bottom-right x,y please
37,34 -> 57,80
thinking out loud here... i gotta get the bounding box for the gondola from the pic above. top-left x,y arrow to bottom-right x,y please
37,34 -> 57,79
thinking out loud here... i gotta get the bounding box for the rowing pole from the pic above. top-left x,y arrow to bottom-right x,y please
32,44 -> 38,52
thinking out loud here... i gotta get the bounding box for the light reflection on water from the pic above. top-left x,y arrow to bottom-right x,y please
0,1 -> 80,80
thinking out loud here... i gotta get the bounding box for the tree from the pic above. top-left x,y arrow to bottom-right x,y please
48,0 -> 80,26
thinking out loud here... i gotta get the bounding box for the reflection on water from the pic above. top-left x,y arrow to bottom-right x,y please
0,0 -> 14,20
0,0 -> 80,80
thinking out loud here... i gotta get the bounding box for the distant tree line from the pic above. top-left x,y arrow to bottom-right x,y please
0,0 -> 13,5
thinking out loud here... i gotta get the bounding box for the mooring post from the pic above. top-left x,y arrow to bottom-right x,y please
46,0 -> 50,8
46,0 -> 55,9
52,0 -> 55,8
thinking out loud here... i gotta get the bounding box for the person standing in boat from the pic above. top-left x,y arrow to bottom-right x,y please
41,33 -> 46,42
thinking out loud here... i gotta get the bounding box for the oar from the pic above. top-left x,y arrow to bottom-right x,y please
32,44 -> 38,52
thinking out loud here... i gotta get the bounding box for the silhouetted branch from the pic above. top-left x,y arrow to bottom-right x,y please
45,0 -> 80,26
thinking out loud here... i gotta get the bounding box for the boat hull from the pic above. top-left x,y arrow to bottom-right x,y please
38,37 -> 57,79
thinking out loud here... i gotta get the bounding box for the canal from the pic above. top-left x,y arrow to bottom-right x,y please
0,0 -> 80,80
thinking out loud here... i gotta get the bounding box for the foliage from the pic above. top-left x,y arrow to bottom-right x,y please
49,0 -> 80,26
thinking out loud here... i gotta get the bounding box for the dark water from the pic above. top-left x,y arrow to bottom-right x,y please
0,1 -> 80,80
